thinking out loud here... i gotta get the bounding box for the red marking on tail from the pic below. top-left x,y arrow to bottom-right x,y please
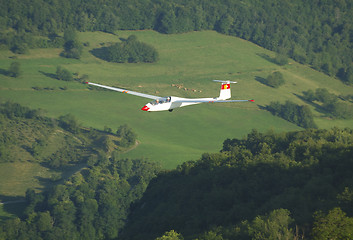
222,84 -> 230,89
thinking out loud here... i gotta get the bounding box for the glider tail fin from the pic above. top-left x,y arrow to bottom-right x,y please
213,80 -> 237,100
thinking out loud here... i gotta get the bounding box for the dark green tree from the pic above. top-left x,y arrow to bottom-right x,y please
56,66 -> 73,81
58,114 -> 80,134
61,28 -> 82,59
274,49 -> 289,66
8,62 -> 21,77
156,8 -> 177,34
116,124 -> 137,147
105,35 -> 158,63
265,71 -> 285,88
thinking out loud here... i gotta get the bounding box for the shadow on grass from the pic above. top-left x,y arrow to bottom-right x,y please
90,47 -> 110,61
0,195 -> 26,221
293,93 -> 328,115
0,68 -> 9,76
255,76 -> 268,86
256,53 -> 278,64
39,70 -> 57,80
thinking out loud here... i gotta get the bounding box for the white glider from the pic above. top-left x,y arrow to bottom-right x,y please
85,80 -> 254,112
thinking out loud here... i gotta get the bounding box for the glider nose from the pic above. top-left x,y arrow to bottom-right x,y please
141,105 -> 150,111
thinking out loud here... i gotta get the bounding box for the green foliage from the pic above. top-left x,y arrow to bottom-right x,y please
155,230 -> 184,240
58,114 -> 81,134
11,43 -> 29,54
56,66 -> 73,81
0,156 -> 160,239
266,101 -> 317,128
104,35 -> 159,63
122,128 -> 353,239
0,101 -> 41,119
264,71 -> 285,88
0,102 -> 126,167
274,50 -> 289,66
312,208 -> 353,240
302,88 -> 353,119
245,209 -> 294,240
315,88 -> 336,104
61,28 -> 83,59
117,124 -> 137,147
344,65 -> 353,84
8,62 -> 21,78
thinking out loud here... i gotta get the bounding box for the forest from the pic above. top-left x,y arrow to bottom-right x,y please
1,103 -> 353,239
1,0 -> 353,83
122,128 -> 353,239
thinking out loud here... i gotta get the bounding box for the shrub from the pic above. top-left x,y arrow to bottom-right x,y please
265,71 -> 285,88
56,66 -> 73,81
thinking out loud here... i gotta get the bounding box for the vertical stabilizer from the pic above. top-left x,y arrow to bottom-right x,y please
213,80 -> 237,100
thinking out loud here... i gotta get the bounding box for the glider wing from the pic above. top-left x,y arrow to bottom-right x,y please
86,82 -> 160,100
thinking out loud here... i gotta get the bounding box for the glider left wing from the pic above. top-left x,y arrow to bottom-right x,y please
86,82 -> 160,100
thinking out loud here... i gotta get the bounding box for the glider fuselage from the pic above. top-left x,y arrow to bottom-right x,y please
141,96 -> 216,112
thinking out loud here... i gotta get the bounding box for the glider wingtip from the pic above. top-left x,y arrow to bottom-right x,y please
249,99 -> 255,102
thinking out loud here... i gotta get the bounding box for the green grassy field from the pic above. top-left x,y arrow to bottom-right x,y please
1,30 -> 353,170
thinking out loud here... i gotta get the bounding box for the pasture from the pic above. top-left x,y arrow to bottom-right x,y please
1,30 -> 352,169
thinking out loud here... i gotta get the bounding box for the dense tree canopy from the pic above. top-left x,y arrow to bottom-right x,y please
1,0 -> 353,82
105,35 -> 159,63
302,88 -> 353,119
0,156 -> 160,239
266,100 -> 317,128
122,128 -> 353,239
61,28 -> 83,59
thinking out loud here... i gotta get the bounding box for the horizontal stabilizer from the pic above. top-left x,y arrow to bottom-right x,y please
213,80 -> 237,84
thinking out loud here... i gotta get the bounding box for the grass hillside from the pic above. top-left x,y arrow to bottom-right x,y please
1,30 -> 352,169
0,103 -> 131,220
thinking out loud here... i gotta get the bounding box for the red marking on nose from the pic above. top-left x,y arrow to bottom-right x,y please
141,106 -> 150,111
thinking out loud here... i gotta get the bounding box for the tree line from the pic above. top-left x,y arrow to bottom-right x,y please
122,128 -> 353,239
302,88 -> 353,119
1,0 -> 353,83
265,100 -> 317,129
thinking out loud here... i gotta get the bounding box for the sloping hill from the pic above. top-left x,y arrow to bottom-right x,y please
1,30 -> 352,169
0,102 -> 126,199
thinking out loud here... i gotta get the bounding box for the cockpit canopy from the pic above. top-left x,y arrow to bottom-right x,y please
150,97 -> 171,105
